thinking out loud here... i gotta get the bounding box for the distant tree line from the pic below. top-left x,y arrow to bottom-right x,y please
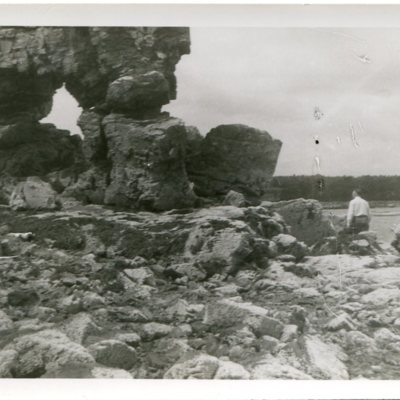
271,175 -> 400,202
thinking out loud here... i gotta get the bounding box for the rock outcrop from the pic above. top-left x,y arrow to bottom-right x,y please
263,198 -> 335,245
187,124 -> 282,198
0,27 -> 197,210
3,203 -> 400,379
9,176 -> 60,211
0,27 -> 283,210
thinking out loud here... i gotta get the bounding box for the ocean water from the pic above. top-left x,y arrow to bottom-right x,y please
323,207 -> 400,244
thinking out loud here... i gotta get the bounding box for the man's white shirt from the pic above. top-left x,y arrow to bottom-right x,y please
347,196 -> 370,226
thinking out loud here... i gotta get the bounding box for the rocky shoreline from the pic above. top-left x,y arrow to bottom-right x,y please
1,26 -> 400,380
1,200 -> 400,379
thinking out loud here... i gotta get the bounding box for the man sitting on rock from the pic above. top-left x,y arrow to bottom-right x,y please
346,188 -> 371,234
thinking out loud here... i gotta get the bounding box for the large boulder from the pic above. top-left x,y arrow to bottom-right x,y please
264,198 -> 335,245
203,299 -> 284,339
271,233 -> 309,262
187,124 -> 282,197
9,176 -> 60,211
88,340 -> 137,370
0,122 -> 81,178
251,354 -> 312,379
106,71 -> 170,117
304,335 -> 349,379
163,354 -> 249,379
164,354 -> 220,379
3,329 -> 95,378
102,115 -> 197,210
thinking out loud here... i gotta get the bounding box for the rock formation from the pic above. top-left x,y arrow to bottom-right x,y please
187,124 -> 282,198
0,27 -> 282,210
0,27 -> 196,210
263,198 -> 335,245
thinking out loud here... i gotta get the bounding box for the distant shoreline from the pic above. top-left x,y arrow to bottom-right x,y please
321,200 -> 400,209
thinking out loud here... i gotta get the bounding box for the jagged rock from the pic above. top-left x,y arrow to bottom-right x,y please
61,312 -> 101,344
185,125 -> 203,161
272,233 -> 309,262
0,123 -> 81,178
102,115 -> 196,210
147,338 -> 192,369
77,111 -> 106,164
164,299 -> 191,321
280,324 -> 298,342
223,190 -> 247,207
123,267 -> 155,285
257,335 -> 279,352
318,230 -> 382,256
251,354 -> 312,379
114,333 -> 141,347
304,335 -> 349,379
282,260 -> 317,278
392,225 -> 400,252
7,288 -> 40,307
106,71 -> 170,116
91,367 -> 132,379
265,199 -> 335,245
311,236 -> 338,256
88,340 -> 137,370
0,310 -> 14,333
214,360 -> 250,379
57,295 -> 83,314
9,177 -> 60,211
34,307 -> 57,322
326,313 -> 356,331
344,330 -> 376,351
361,288 -> 400,307
81,292 -> 106,310
0,349 -> 18,378
214,284 -> 240,297
349,239 -> 371,255
1,234 -> 32,256
182,207 -> 281,276
164,263 -> 207,282
203,299 -> 283,339
0,175 -> 18,204
187,124 -> 282,197
374,328 -> 400,347
293,287 -> 322,302
4,329 -> 95,378
164,354 -> 220,379
141,322 -> 173,341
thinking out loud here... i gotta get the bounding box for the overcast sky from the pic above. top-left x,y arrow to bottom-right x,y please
44,27 -> 400,176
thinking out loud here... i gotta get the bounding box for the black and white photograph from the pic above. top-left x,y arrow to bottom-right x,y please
2,3 -> 400,389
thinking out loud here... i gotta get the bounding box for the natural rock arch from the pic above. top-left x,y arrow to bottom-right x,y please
0,26 -> 282,211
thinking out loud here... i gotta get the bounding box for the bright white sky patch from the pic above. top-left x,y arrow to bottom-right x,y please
41,85 -> 81,136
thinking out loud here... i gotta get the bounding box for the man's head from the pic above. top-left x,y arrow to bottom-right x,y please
352,188 -> 363,198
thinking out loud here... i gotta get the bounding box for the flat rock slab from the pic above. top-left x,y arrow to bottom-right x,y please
203,298 -> 284,339
304,335 -> 349,379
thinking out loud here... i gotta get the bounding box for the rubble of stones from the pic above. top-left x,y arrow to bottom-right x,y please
1,196 -> 400,379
